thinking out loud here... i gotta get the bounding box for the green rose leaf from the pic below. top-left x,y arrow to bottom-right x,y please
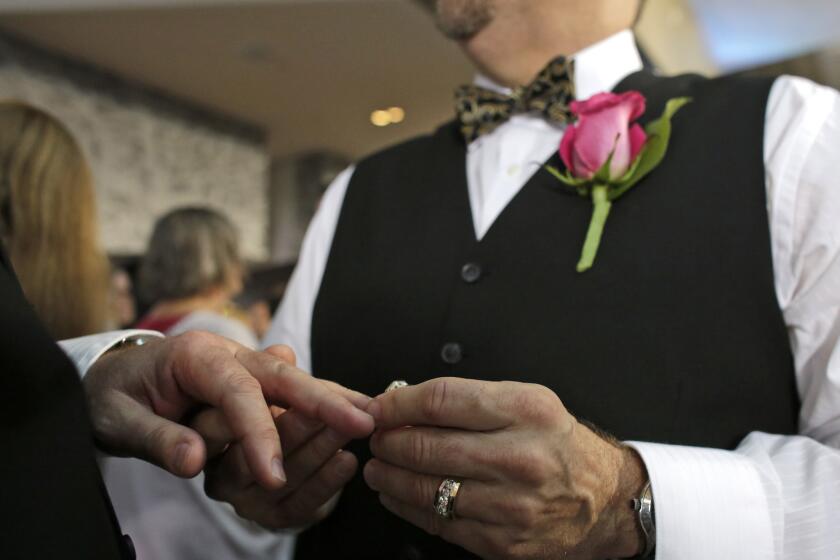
608,97 -> 692,201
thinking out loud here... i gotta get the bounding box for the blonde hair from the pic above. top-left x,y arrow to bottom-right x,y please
0,100 -> 109,339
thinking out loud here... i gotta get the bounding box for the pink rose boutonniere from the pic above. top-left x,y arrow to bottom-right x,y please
546,91 -> 691,272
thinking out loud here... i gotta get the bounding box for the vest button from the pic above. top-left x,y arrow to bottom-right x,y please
461,262 -> 482,284
441,343 -> 463,365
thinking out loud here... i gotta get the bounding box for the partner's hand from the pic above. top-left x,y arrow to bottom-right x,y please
191,346 -> 373,528
196,401 -> 365,529
364,377 -> 646,560
83,332 -> 375,491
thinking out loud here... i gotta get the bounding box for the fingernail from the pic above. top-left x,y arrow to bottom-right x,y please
174,443 -> 191,473
366,400 -> 382,423
272,457 -> 287,483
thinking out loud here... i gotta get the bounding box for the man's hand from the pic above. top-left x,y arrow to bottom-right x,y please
83,331 -> 375,491
190,346 -> 372,529
364,377 -> 647,560
195,402 -> 362,529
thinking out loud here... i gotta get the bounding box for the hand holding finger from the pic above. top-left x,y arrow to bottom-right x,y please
236,349 -> 375,438
205,407 -> 341,499
166,333 -> 287,489
367,377 -> 517,431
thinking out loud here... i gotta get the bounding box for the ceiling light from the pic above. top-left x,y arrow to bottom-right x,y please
387,107 -> 405,123
370,110 -> 392,127
370,106 -> 407,127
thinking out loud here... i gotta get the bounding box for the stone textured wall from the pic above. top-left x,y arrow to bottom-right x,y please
0,36 -> 270,260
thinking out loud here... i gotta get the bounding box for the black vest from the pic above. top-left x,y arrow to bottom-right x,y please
299,72 -> 800,560
0,244 -> 133,559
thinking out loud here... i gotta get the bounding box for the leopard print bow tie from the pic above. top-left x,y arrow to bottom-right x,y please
455,56 -> 575,143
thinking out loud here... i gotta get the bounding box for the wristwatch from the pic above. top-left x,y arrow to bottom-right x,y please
632,481 -> 656,559
106,334 -> 156,354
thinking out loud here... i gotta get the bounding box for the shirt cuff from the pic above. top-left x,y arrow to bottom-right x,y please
58,330 -> 164,378
627,441 -> 776,560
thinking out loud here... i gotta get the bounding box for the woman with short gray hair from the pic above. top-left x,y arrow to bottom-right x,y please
105,207 -> 294,560
135,207 -> 258,348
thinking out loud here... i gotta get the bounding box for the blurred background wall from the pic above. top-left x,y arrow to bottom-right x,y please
0,33 -> 270,260
0,0 -> 838,266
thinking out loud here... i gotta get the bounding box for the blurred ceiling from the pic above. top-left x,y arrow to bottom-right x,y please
0,0 -> 472,159
0,0 -> 837,158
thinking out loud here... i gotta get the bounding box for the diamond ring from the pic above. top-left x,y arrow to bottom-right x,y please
385,380 -> 409,393
434,478 -> 462,520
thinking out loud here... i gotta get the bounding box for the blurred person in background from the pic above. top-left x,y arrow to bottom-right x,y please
0,100 -> 110,339
106,206 -> 295,560
237,263 -> 294,342
109,266 -> 137,329
135,207 -> 258,348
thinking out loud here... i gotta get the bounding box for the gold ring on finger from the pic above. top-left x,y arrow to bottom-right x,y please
433,478 -> 462,520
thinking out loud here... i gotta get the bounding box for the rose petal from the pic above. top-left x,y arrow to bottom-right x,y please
608,129 -> 632,178
563,90 -> 649,180
628,123 -> 647,162
559,124 -> 578,173
573,109 -> 632,178
570,92 -> 624,117
623,91 -> 647,121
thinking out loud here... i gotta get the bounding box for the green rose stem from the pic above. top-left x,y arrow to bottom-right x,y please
577,184 -> 611,273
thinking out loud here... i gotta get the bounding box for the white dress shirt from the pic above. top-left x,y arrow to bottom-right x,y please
265,30 -> 840,559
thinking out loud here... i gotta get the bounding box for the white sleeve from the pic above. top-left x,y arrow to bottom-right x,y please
58,329 -> 164,378
630,76 -> 840,559
261,166 -> 354,373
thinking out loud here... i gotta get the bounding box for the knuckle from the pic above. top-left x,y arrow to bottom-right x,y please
423,379 -> 450,422
516,385 -> 562,425
225,372 -> 263,396
408,432 -> 431,466
172,330 -> 212,353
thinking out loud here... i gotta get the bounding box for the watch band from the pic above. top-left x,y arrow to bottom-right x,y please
632,481 -> 656,558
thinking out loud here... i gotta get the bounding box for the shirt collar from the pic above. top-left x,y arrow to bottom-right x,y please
472,29 -> 644,100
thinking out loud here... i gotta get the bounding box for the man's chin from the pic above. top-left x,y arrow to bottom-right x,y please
433,0 -> 495,41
